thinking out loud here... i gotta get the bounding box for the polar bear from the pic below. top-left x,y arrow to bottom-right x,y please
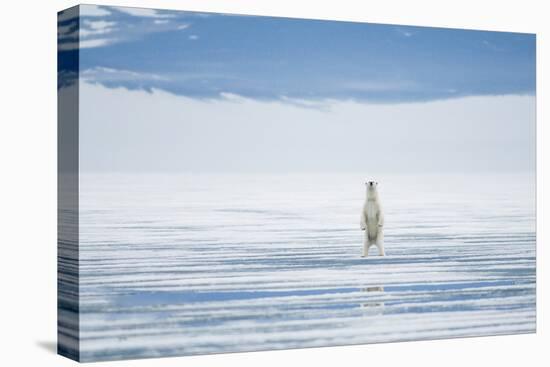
360,181 -> 385,257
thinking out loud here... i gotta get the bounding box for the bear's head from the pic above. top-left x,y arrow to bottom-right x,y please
365,181 -> 379,196
365,180 -> 378,188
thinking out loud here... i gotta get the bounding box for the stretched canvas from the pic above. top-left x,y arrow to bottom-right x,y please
57,4 -> 536,362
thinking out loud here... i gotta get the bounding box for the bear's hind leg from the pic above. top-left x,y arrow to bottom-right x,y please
362,236 -> 371,257
375,232 -> 385,256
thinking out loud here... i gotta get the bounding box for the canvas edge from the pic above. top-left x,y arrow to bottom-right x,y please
57,4 -> 81,362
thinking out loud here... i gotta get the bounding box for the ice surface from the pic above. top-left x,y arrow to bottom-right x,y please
73,173 -> 535,361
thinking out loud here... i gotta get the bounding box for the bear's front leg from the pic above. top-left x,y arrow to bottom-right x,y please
360,213 -> 367,231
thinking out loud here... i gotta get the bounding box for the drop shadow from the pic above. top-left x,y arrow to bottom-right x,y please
36,340 -> 57,354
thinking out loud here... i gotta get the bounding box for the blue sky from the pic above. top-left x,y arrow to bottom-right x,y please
58,5 -> 535,174
58,4 -> 536,103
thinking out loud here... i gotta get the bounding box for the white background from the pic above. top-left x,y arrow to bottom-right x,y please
0,0 -> 547,365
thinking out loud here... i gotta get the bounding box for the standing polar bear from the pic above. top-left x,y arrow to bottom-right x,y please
360,181 -> 385,257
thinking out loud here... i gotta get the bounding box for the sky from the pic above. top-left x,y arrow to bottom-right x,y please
58,5 -> 536,173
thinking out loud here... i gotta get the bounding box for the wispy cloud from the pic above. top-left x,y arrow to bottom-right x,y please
85,20 -> 116,30
58,11 -> 76,23
59,5 -> 112,22
395,27 -> 414,37
279,96 -> 331,111
79,39 -> 114,49
58,39 -> 114,51
188,35 -> 199,41
81,67 -> 242,86
115,7 -> 175,18
482,40 -> 504,52
219,92 -> 248,102
58,19 -> 118,50
84,5 -> 112,17
57,5 -> 194,51
57,22 -> 77,37
57,7 -> 79,43
82,67 -> 168,82
79,20 -> 117,38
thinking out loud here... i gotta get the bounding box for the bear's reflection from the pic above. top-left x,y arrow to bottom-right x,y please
359,286 -> 385,311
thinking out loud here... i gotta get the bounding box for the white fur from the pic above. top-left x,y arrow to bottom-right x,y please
360,182 -> 385,257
